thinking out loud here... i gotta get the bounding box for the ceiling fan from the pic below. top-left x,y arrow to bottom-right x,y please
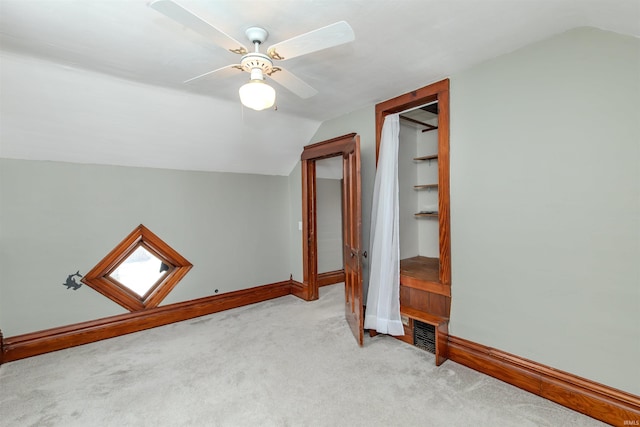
149,0 -> 355,110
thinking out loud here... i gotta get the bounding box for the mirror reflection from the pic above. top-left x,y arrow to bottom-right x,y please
109,245 -> 171,297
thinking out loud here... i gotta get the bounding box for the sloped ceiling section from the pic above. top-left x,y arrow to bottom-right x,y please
0,51 -> 320,175
0,0 -> 638,175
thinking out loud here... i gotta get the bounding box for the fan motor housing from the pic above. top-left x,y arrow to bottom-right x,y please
240,53 -> 273,75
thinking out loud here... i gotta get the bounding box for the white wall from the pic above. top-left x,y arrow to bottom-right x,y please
398,123 -> 419,258
417,124 -> 439,257
398,119 -> 440,259
448,27 -> 639,394
0,159 -> 291,336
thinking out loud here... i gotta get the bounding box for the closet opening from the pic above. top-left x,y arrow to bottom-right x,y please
315,156 -> 346,287
398,100 -> 441,282
373,79 -> 450,365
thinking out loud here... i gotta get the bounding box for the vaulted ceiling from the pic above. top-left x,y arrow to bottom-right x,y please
1,0 -> 638,175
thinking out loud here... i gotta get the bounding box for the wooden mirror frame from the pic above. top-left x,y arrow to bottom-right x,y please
82,224 -> 192,311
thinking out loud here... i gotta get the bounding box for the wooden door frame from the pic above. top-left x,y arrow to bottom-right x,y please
375,79 -> 451,286
301,133 -> 358,301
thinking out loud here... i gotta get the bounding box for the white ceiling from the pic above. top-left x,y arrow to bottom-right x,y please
1,0 -> 638,175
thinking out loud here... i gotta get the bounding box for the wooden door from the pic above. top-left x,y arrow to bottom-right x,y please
301,133 -> 363,346
342,136 -> 364,346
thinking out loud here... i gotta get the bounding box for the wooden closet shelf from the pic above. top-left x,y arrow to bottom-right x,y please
400,256 -> 451,297
414,184 -> 438,190
400,256 -> 439,282
415,212 -> 438,218
414,155 -> 438,161
399,115 -> 438,132
400,306 -> 449,326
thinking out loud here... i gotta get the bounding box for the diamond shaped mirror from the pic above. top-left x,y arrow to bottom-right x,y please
109,245 -> 173,297
82,225 -> 192,311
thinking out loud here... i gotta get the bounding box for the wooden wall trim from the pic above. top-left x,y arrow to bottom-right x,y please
301,133 -> 360,302
317,270 -> 345,287
290,279 -> 310,301
2,280 -> 292,363
436,82 -> 451,287
301,158 -> 318,301
448,335 -> 640,426
375,78 -> 451,288
301,133 -> 357,160
81,224 -> 193,312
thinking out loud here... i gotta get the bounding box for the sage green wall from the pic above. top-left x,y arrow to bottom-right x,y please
0,159 -> 291,336
448,27 -> 639,394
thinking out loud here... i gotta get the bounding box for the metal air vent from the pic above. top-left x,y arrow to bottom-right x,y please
414,320 -> 436,354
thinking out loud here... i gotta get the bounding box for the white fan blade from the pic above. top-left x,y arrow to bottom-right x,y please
267,21 -> 354,61
184,64 -> 243,84
269,67 -> 318,99
149,0 -> 248,55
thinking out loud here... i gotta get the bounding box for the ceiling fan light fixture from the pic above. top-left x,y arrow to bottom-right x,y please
150,2 -> 355,106
239,80 -> 275,111
239,69 -> 276,111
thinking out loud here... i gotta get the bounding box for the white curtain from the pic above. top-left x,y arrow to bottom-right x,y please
364,113 -> 404,336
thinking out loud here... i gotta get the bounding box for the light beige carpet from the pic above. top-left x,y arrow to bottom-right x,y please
0,283 -> 605,426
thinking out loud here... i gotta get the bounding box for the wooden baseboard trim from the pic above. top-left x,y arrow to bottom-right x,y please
317,269 -> 345,287
2,280 -> 292,363
448,335 -> 640,426
290,279 -> 311,301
